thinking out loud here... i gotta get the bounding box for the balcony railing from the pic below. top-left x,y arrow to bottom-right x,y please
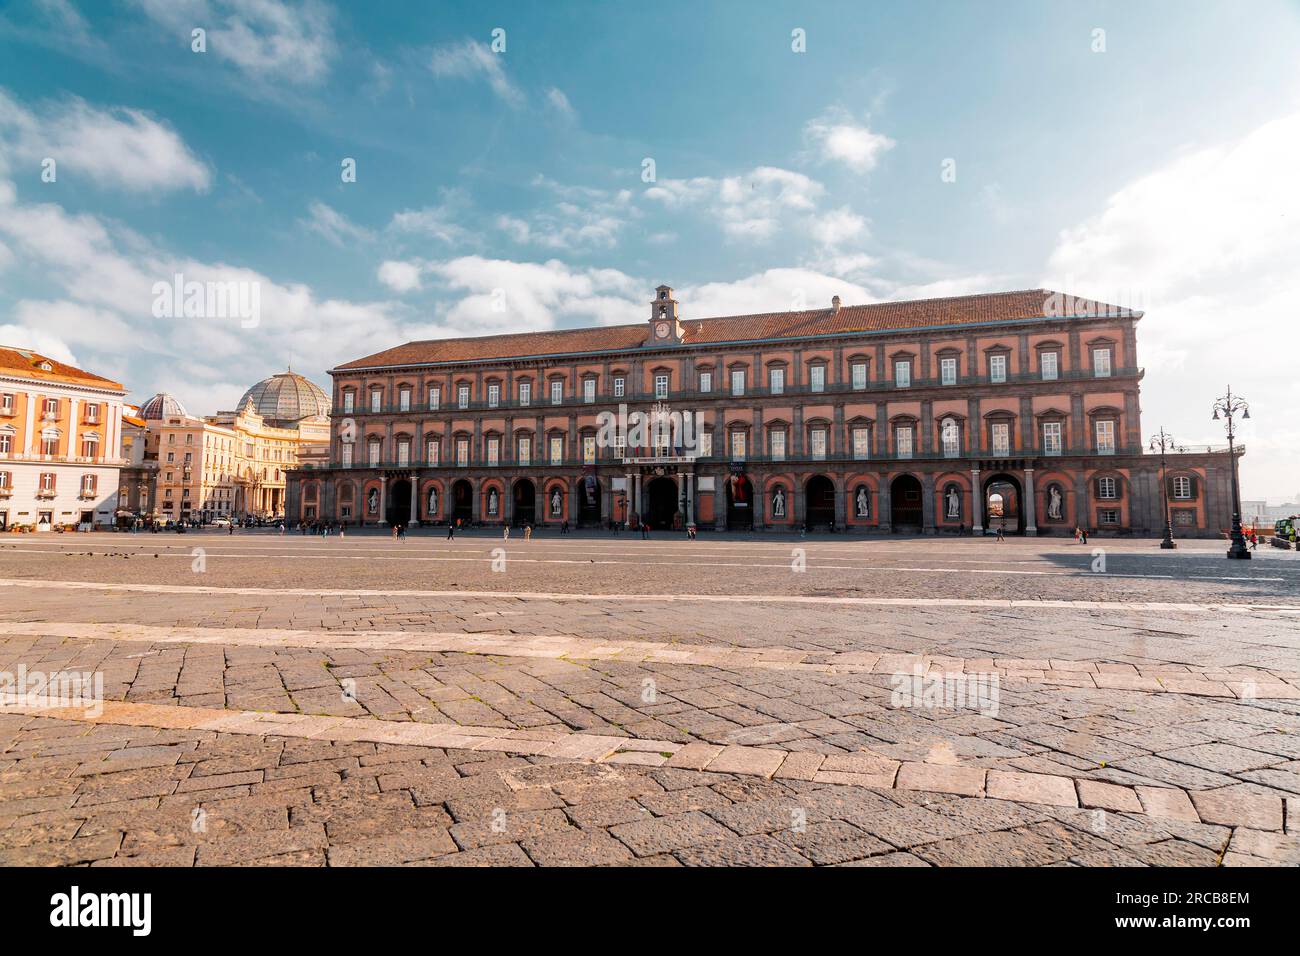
334,367 -> 1144,417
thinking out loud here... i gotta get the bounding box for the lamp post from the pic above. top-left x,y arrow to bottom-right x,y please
1148,427 -> 1177,549
1211,387 -> 1251,560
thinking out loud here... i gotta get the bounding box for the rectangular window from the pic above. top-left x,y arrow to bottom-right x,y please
770,431 -> 786,460
1095,419 -> 1116,454
583,435 -> 596,464
399,388 -> 411,412
0,393 -> 12,413
699,371 -> 712,393
367,442 -> 380,467
426,440 -> 439,466
655,374 -> 669,399
810,366 -> 825,393
1093,348 -> 1112,377
428,386 -> 441,410
549,436 -> 563,465
896,426 -> 913,459
1099,508 -> 1120,524
1041,352 -> 1059,381
583,379 -> 596,403
938,357 -> 957,386
457,385 -> 470,409
43,398 -> 58,416
852,427 -> 870,460
894,361 -> 911,388
810,429 -> 827,459
730,431 -> 746,460
518,382 -> 530,406
1173,476 -> 1191,499
550,381 -> 563,405
695,432 -> 710,457
369,390 -> 381,413
396,440 -> 410,467
341,443 -> 353,467
613,377 -> 624,398
941,420 -> 960,457
991,422 -> 1010,456
456,439 -> 469,467
485,437 -> 499,467
1043,421 -> 1062,456
518,437 -> 531,466
769,368 -> 784,395
851,362 -> 867,390
730,369 -> 745,396
487,384 -> 500,409
342,392 -> 354,413
989,354 -> 1007,383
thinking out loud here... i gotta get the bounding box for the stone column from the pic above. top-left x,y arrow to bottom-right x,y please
970,469 -> 982,533
685,473 -> 694,523
409,475 -> 419,525
68,398 -> 79,459
1023,467 -> 1037,535
377,476 -> 386,527
921,473 -> 936,535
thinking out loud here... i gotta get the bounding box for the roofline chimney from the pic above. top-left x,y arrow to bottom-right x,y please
831,295 -> 842,313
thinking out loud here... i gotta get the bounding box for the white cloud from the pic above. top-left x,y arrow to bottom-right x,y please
428,40 -> 523,107
388,198 -> 473,246
1045,110 -> 1300,499
302,200 -> 374,246
646,165 -> 826,243
803,109 -> 895,173
135,0 -> 336,86
809,206 -> 868,247
377,259 -> 422,293
421,257 -> 644,334
680,268 -> 877,318
545,87 -> 576,119
0,88 -> 210,192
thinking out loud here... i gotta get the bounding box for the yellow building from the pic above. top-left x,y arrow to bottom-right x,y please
139,371 -> 330,522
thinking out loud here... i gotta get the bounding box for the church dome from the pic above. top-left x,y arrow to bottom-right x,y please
139,392 -> 189,420
238,370 -> 331,423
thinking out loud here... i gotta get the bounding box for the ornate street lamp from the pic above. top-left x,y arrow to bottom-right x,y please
1148,427 -> 1177,549
1211,387 -> 1251,560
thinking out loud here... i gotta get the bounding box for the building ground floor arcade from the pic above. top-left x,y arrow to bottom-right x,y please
287,447 -> 1236,537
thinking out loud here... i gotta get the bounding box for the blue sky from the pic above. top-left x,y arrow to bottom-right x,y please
1,0 -> 1298,498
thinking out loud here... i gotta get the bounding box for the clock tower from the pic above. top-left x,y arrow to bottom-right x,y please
647,285 -> 684,346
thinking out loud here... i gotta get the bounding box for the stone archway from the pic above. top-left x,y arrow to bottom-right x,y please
805,475 -> 836,530
647,476 -> 678,529
452,479 -> 473,524
725,472 -> 753,530
889,474 -> 923,531
513,479 -> 536,526
386,478 -> 411,527
983,473 -> 1023,534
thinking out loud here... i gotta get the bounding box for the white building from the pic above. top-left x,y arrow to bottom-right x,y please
0,346 -> 127,531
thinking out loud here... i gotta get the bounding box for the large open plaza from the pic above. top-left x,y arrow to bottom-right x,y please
1,529 -> 1297,867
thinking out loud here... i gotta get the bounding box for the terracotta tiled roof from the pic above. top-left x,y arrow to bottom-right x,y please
0,345 -> 124,390
334,289 -> 1136,371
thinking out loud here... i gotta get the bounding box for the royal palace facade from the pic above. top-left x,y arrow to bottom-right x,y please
287,286 -> 1237,537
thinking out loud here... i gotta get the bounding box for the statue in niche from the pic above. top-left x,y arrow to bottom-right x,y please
773,487 -> 786,518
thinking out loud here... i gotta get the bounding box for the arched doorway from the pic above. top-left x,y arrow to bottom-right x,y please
805,475 -> 836,530
889,475 -> 923,531
983,473 -> 1022,534
647,476 -> 678,529
513,479 -> 536,526
452,479 -> 473,524
577,473 -> 601,526
726,472 -> 753,530
386,478 -> 412,527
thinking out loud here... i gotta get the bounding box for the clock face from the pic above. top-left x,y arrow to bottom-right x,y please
655,321 -> 670,338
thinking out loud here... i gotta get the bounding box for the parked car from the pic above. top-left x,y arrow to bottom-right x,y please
212,517 -> 232,528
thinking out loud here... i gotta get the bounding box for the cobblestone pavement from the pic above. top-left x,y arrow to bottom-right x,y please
1,531 -> 1298,866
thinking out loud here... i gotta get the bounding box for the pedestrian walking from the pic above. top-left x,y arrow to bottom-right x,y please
504,525 -> 511,541
446,522 -> 455,540
995,523 -> 1005,542
524,525 -> 532,541
1080,527 -> 1089,545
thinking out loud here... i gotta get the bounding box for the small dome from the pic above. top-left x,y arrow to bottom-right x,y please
139,392 -> 189,420
238,370 -> 330,423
